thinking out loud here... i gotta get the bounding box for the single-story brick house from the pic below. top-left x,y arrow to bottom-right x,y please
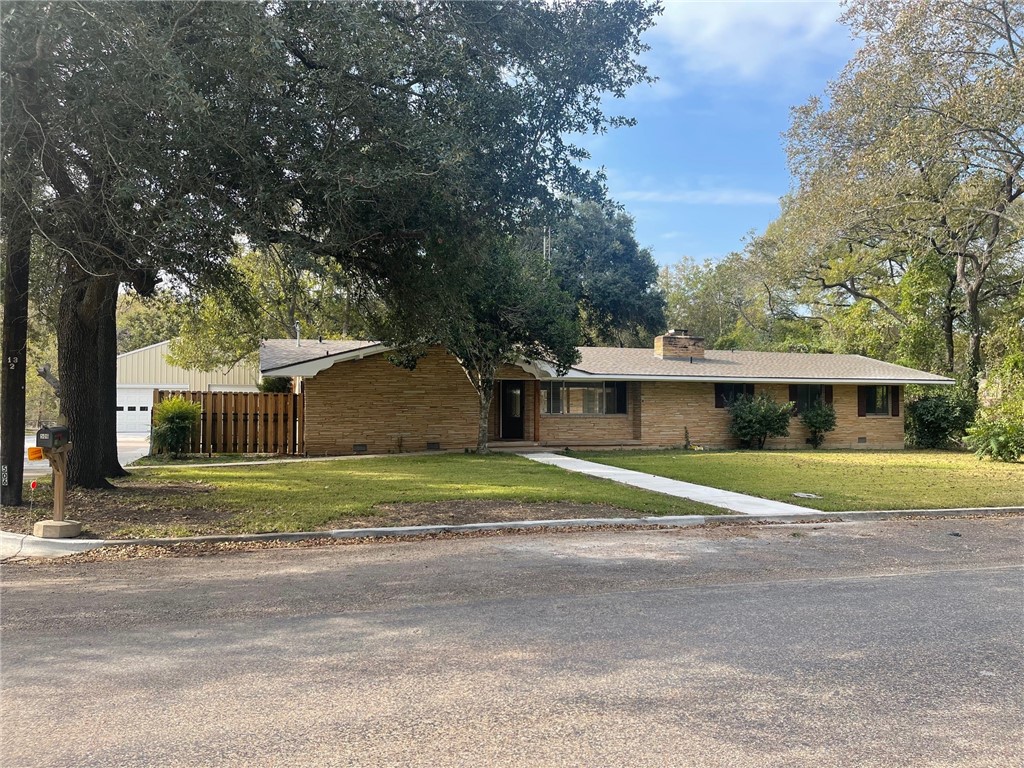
260,330 -> 953,455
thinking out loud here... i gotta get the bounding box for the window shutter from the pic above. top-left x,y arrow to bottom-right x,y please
746,384 -> 755,398
891,385 -> 900,417
714,383 -> 726,409
857,386 -> 867,417
824,385 -> 834,405
789,384 -> 799,413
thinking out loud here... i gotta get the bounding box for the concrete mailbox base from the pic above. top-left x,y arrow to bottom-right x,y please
33,519 -> 83,539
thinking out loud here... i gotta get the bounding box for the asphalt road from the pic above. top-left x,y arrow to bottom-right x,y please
2,518 -> 1022,767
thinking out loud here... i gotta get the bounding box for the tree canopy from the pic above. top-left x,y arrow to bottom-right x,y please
1,0 -> 660,494
390,233 -> 580,453
168,247 -> 363,371
781,0 -> 1023,386
549,201 -> 665,346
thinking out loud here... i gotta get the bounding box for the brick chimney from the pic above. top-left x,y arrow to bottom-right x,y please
654,329 -> 705,360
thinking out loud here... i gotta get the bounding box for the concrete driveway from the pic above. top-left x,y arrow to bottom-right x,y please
2,517 -> 1021,767
21,432 -> 150,481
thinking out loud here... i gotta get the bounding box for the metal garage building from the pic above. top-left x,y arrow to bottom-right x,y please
116,341 -> 259,433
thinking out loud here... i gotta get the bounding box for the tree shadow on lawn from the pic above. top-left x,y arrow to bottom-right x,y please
1,478 -> 699,539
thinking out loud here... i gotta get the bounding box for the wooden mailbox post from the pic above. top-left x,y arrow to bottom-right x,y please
29,426 -> 81,538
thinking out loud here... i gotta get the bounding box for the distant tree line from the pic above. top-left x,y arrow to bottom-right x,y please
660,0 -> 1022,457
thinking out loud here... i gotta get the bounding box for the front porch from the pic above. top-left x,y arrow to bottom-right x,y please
488,378 -> 643,448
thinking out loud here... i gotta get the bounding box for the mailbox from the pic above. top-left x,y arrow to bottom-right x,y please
36,425 -> 71,450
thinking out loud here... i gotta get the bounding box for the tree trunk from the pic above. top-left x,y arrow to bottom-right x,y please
476,377 -> 495,454
57,267 -> 114,489
0,168 -> 33,507
941,276 -> 956,375
940,308 -> 955,375
961,277 -> 983,396
97,276 -> 127,477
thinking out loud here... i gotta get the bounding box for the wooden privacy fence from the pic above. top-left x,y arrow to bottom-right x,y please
154,391 -> 305,456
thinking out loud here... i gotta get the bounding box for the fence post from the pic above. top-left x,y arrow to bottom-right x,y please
295,391 -> 305,456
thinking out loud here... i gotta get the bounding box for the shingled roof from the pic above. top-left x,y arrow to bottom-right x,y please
259,338 -> 953,385
571,347 -> 953,384
260,339 -> 380,374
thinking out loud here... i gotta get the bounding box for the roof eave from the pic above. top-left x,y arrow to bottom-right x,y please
116,339 -> 171,359
261,343 -> 388,376
259,344 -> 955,386
556,371 -> 955,385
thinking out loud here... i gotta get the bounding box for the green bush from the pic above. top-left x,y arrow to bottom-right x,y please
963,358 -> 1023,462
905,390 -> 975,448
965,412 -> 1024,462
258,376 -> 292,393
151,396 -> 202,458
728,393 -> 792,449
799,401 -> 837,449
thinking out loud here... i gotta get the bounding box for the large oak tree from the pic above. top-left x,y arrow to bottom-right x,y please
1,1 -> 658,498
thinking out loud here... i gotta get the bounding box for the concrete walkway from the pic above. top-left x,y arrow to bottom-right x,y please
521,452 -> 820,516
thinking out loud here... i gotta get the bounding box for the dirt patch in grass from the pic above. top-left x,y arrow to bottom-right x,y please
2,485 -> 672,540
0,480 -> 233,539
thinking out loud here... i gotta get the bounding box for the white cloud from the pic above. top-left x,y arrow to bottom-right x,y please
651,1 -> 852,81
619,187 -> 779,205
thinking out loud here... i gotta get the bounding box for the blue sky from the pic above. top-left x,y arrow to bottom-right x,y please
581,1 -> 859,266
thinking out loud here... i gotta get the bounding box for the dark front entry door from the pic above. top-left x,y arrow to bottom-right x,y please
499,381 -> 525,440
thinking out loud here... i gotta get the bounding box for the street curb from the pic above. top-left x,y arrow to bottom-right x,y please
2,506 -> 1021,559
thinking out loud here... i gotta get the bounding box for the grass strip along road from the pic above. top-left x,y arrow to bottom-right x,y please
2,453 -> 716,539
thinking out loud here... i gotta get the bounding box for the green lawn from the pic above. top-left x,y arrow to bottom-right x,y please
133,453 -> 294,466
575,449 -> 1024,511
126,453 -> 716,534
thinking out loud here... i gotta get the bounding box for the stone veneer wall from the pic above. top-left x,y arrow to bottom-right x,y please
638,382 -> 905,450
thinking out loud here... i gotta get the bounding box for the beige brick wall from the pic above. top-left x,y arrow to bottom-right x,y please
639,381 -> 734,447
303,346 -> 906,454
638,382 -> 905,450
305,348 -> 542,454
304,348 -> 482,455
540,413 -> 635,445
538,382 -> 641,446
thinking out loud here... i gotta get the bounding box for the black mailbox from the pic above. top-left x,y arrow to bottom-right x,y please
36,425 -> 71,449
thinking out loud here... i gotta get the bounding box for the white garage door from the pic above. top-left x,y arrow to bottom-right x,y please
116,387 -> 156,433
